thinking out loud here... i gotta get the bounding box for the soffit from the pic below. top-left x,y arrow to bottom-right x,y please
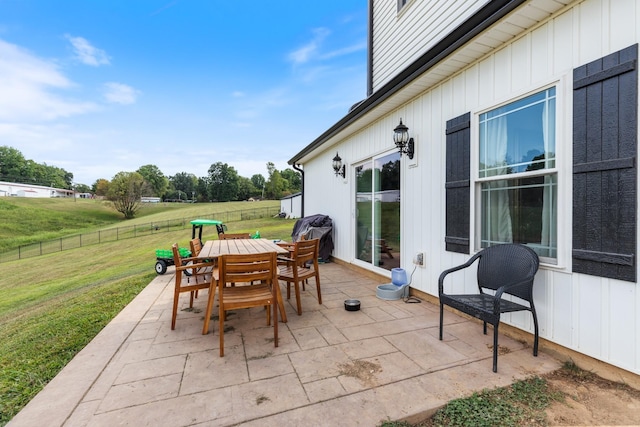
291,0 -> 573,164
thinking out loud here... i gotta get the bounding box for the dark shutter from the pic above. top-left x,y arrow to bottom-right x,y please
445,112 -> 471,253
573,44 -> 638,282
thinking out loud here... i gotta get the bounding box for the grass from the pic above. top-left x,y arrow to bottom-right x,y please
0,198 -> 280,252
0,198 -> 120,251
379,375 -> 564,427
0,199 -> 293,425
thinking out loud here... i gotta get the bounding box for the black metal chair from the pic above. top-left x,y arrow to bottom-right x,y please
438,243 -> 540,372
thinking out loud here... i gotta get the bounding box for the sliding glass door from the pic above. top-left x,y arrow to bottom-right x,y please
355,151 -> 401,271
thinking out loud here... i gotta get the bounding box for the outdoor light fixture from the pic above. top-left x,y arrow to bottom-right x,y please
332,152 -> 346,178
393,119 -> 415,159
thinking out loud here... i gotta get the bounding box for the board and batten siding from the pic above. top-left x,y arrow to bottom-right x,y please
371,0 -> 490,93
304,0 -> 640,375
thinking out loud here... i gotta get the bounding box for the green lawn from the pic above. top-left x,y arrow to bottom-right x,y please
0,199 -> 295,425
0,198 -> 280,252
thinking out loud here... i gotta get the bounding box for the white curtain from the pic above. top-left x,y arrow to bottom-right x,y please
487,114 -> 513,243
540,98 -> 556,255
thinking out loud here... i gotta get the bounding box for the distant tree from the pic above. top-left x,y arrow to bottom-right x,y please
250,174 -> 266,196
137,164 -> 168,197
0,146 -> 27,182
43,164 -> 73,188
264,162 -> 285,199
281,168 -> 301,193
207,162 -> 239,202
0,145 -> 73,187
107,172 -> 148,219
93,179 -> 110,196
237,176 -> 257,200
196,177 -> 209,202
170,172 -> 198,200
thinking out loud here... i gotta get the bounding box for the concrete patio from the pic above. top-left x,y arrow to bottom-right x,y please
9,262 -> 560,427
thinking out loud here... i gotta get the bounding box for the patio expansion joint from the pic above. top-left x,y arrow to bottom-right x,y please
227,363 -> 459,427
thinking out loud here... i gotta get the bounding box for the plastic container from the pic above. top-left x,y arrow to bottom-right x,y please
155,249 -> 171,258
391,268 -> 408,286
155,248 -> 190,258
376,283 -> 406,300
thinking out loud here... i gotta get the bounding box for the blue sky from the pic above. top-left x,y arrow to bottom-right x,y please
0,0 -> 368,186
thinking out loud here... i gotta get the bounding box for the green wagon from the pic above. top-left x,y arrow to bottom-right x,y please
154,219 -> 223,275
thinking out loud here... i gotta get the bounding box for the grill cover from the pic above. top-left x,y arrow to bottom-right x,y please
291,214 -> 334,260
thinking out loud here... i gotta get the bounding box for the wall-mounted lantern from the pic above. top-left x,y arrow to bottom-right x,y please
393,119 -> 415,159
332,152 -> 346,178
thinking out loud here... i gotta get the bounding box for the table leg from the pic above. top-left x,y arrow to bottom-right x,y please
273,272 -> 287,323
202,280 -> 218,334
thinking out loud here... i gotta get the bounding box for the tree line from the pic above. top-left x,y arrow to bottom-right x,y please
0,146 -> 74,190
101,161 -> 300,202
1,145 -> 301,218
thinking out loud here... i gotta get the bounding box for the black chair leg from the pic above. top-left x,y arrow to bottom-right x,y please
439,303 -> 444,340
492,323 -> 499,373
531,308 -> 539,357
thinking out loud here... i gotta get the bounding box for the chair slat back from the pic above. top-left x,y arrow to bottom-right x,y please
172,243 -> 183,266
190,238 -> 203,256
294,238 -> 319,265
219,252 -> 276,285
476,244 -> 539,299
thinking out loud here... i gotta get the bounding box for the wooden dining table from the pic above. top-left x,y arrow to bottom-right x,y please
198,238 -> 290,334
198,238 -> 289,259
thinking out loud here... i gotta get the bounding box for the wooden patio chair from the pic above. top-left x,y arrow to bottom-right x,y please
438,243 -> 540,372
188,238 -> 215,294
189,237 -> 204,256
170,243 -> 216,330
212,252 -> 279,356
277,238 -> 321,315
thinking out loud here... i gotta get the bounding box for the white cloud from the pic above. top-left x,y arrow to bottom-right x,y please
103,82 -> 139,105
287,27 -> 330,65
0,39 -> 98,121
320,41 -> 367,60
65,34 -> 110,66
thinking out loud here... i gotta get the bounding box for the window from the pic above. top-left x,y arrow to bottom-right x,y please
397,0 -> 408,13
355,151 -> 401,270
478,87 -> 557,259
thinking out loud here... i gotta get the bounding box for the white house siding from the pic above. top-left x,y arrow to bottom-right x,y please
371,0 -> 490,92
280,193 -> 302,219
303,0 -> 640,375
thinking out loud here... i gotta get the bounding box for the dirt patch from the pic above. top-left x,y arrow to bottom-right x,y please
338,359 -> 382,387
413,365 -> 640,427
543,367 -> 640,426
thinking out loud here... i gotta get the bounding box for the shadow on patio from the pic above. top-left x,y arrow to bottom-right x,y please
9,262 -> 560,427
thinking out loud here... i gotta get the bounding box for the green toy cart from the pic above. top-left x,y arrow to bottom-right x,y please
190,219 -> 223,243
154,247 -> 191,275
154,219 -> 223,275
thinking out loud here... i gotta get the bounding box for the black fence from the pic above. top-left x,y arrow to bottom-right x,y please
0,206 -> 280,263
